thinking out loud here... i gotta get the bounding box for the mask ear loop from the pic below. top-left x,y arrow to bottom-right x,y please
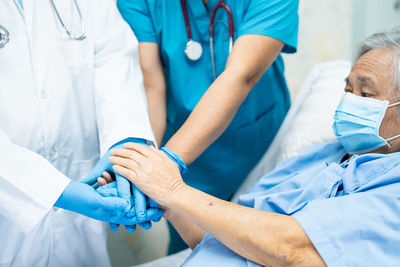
388,100 -> 400,107
384,101 -> 400,143
386,133 -> 400,142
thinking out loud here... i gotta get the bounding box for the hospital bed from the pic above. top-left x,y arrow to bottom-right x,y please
134,60 -> 352,267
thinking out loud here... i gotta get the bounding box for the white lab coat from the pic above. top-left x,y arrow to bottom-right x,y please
0,0 -> 154,266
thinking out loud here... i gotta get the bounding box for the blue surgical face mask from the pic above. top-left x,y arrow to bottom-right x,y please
333,92 -> 400,154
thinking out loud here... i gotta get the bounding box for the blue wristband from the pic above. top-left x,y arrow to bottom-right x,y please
160,147 -> 187,175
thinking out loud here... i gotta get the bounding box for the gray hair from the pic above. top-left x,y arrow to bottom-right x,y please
354,26 -> 400,92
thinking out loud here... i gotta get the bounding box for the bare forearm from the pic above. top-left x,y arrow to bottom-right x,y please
146,88 -> 166,146
165,35 -> 284,165
138,43 -> 167,146
164,209 -> 206,249
166,185 -> 325,266
165,70 -> 249,164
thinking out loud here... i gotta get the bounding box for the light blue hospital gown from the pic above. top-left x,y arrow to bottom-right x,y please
183,142 -> 400,266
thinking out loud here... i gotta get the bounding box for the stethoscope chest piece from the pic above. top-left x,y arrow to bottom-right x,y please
184,40 -> 203,61
0,25 -> 10,49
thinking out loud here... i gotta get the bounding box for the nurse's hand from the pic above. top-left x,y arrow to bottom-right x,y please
110,143 -> 185,207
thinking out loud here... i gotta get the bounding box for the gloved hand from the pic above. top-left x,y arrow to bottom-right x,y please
54,181 -> 135,224
97,182 -> 163,223
81,137 -> 143,187
111,174 -> 150,232
160,147 -> 187,175
81,138 -> 150,231
97,182 -> 164,233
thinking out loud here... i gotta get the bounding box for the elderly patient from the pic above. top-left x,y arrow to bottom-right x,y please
103,27 -> 400,266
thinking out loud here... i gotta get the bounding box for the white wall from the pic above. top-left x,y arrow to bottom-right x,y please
283,0 -> 400,98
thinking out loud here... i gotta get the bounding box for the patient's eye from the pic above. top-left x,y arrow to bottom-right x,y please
361,92 -> 372,97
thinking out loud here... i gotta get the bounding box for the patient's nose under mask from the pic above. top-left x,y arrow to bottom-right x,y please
333,92 -> 400,154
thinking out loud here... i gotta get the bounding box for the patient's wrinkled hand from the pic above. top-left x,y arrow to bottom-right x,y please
109,143 -> 185,207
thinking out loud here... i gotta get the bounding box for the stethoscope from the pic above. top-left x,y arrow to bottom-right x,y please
0,25 -> 10,49
0,0 -> 85,49
50,0 -> 86,41
180,0 -> 234,80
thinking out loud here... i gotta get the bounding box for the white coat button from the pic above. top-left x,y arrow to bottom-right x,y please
49,149 -> 57,159
40,91 -> 48,100
53,207 -> 60,212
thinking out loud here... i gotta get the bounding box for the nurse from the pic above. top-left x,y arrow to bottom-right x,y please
117,0 -> 298,253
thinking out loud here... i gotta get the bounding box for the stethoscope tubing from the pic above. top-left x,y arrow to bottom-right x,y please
49,0 -> 86,41
209,0 -> 234,39
180,0 -> 234,80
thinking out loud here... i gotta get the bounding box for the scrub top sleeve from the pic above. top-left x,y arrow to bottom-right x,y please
117,0 -> 158,43
292,188 -> 400,267
237,0 -> 299,53
93,0 -> 155,155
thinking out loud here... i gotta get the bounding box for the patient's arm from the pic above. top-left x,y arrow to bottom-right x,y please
164,210 -> 206,249
166,185 -> 325,267
110,144 -> 326,267
98,170 -> 205,248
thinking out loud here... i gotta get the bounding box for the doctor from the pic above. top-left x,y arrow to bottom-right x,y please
117,0 -> 299,253
0,0 -> 155,266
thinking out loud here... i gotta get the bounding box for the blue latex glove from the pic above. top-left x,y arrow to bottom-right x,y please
55,181 -> 130,223
97,182 -> 164,232
82,138 -> 149,229
112,175 -> 149,232
160,147 -> 187,175
97,183 -> 164,220
81,137 -> 141,187
98,182 -> 163,223
112,207 -> 164,233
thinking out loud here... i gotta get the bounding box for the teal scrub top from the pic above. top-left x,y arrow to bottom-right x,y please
183,142 -> 400,266
117,0 -> 299,200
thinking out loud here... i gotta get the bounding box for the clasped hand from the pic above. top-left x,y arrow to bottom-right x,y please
61,139 -> 186,232
80,139 -> 164,233
109,143 -> 186,208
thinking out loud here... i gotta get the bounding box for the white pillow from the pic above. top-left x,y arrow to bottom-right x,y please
276,60 -> 351,164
